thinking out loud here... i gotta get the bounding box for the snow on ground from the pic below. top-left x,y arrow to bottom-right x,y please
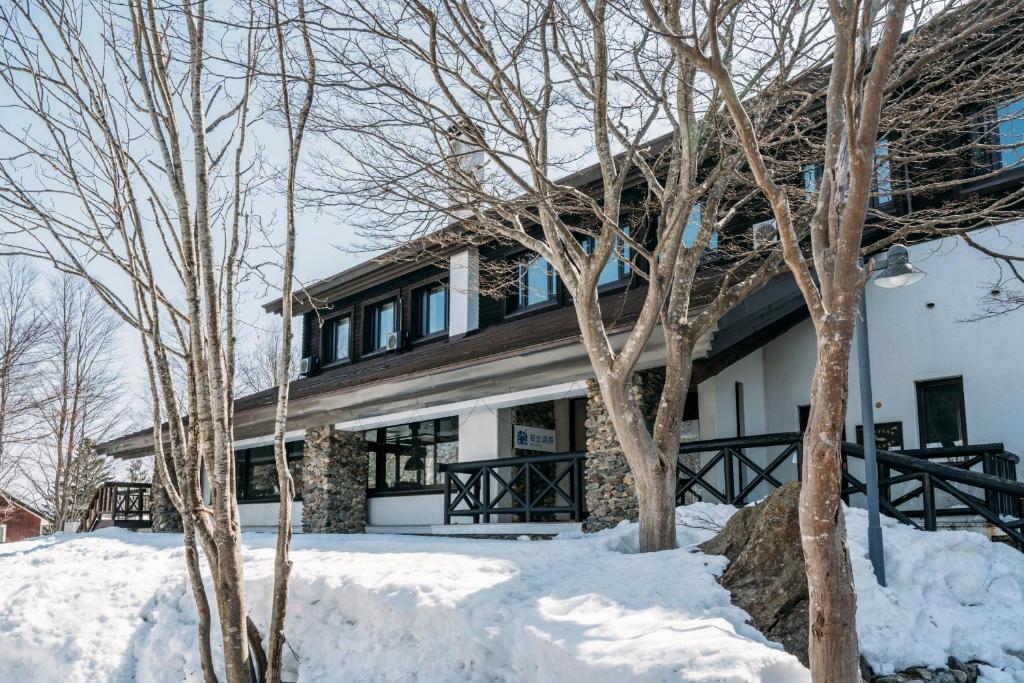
0,504 -> 1021,682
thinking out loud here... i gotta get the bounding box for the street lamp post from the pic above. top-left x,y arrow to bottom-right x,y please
858,244 -> 925,587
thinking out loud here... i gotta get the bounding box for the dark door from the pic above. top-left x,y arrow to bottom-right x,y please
916,377 -> 968,448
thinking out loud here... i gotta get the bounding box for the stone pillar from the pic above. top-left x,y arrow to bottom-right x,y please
150,459 -> 183,533
301,425 -> 367,533
582,369 -> 664,533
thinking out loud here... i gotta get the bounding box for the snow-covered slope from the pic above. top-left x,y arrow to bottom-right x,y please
0,504 -> 1021,682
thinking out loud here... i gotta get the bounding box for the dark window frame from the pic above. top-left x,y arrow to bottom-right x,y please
915,376 -> 968,449
365,417 -> 459,496
412,280 -> 449,340
362,295 -> 400,355
505,252 -> 560,316
235,441 -> 304,504
320,309 -> 354,367
580,225 -> 635,290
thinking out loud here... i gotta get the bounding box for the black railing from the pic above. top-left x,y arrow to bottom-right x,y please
78,482 -> 152,533
677,433 -> 1024,550
440,452 -> 587,524
677,432 -> 802,506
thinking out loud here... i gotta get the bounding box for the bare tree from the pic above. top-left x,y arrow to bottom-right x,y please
235,327 -> 300,396
0,258 -> 43,499
308,0 -> 830,551
642,0 -> 1024,677
25,274 -> 124,532
0,0 -> 275,679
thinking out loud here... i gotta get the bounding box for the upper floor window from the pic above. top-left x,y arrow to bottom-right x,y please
803,163 -> 822,197
752,218 -> 778,248
682,204 -> 718,251
514,254 -> 557,310
322,315 -> 351,364
415,283 -> 448,338
583,225 -> 633,287
996,97 -> 1024,169
365,298 -> 398,352
872,138 -> 894,206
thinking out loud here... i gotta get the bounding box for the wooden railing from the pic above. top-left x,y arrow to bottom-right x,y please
677,433 -> 1024,550
440,452 -> 587,524
78,482 -> 152,533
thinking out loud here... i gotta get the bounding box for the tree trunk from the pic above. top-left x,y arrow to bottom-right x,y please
801,320 -> 861,682
634,461 -> 678,552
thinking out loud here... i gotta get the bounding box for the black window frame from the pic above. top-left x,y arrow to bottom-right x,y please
916,377 -> 968,449
235,440 -> 304,503
581,225 -> 635,290
506,253 -> 559,315
363,296 -> 400,354
365,417 -> 459,496
412,281 -> 449,340
320,312 -> 353,366
870,137 -> 895,208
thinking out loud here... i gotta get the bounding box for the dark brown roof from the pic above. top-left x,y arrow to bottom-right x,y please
247,285 -> 647,412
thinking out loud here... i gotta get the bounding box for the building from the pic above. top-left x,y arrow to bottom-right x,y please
95,58 -> 1024,541
0,492 -> 49,543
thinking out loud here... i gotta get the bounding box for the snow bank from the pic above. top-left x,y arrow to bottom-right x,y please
0,503 -> 1021,682
0,509 -> 803,683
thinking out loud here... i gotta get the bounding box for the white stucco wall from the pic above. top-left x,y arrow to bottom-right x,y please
699,225 -> 1024,492
238,501 -> 303,532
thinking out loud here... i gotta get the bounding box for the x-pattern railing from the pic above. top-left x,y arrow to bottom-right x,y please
676,432 -> 1024,551
441,452 -> 586,524
78,482 -> 152,533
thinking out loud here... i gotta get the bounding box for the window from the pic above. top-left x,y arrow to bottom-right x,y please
916,377 -> 968,448
752,219 -> 778,249
798,405 -> 846,440
415,283 -> 448,338
365,417 -> 459,493
803,163 -> 822,198
582,225 -> 633,287
873,138 -> 893,206
996,97 -> 1024,169
235,441 -> 304,502
365,299 -> 398,352
0,524 -> 6,543
513,254 -> 557,310
322,315 -> 351,364
682,204 -> 717,251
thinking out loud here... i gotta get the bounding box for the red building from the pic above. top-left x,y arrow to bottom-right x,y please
0,493 -> 49,543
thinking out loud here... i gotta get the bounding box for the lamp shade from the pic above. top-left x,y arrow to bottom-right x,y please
874,245 -> 925,288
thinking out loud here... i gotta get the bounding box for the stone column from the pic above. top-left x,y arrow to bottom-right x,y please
582,369 -> 664,533
301,425 -> 367,533
150,459 -> 183,533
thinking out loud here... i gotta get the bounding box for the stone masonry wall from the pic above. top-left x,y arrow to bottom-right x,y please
583,369 -> 664,533
301,426 -> 367,534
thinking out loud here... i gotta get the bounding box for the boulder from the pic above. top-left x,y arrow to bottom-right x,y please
698,481 -> 810,666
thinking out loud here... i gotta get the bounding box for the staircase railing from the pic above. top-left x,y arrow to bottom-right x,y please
677,433 -> 1024,550
440,452 -> 587,524
78,482 -> 152,533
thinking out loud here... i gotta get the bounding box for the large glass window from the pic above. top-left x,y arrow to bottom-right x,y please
803,163 -> 822,198
365,299 -> 397,352
996,97 -> 1024,169
415,283 -> 448,338
235,441 -> 304,502
513,255 -> 556,310
365,417 -> 459,493
322,315 -> 351,364
916,377 -> 968,448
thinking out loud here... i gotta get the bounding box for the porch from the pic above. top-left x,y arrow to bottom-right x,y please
78,482 -> 152,533
433,433 -> 1024,548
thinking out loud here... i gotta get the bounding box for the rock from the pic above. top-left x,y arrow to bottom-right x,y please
698,481 -> 810,666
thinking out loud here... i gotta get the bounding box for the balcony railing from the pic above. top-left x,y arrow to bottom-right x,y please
78,482 -> 152,533
440,452 -> 587,524
676,433 -> 1024,550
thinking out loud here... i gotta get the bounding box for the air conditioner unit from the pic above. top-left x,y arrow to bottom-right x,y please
385,331 -> 400,351
752,219 -> 779,249
299,356 -> 319,377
